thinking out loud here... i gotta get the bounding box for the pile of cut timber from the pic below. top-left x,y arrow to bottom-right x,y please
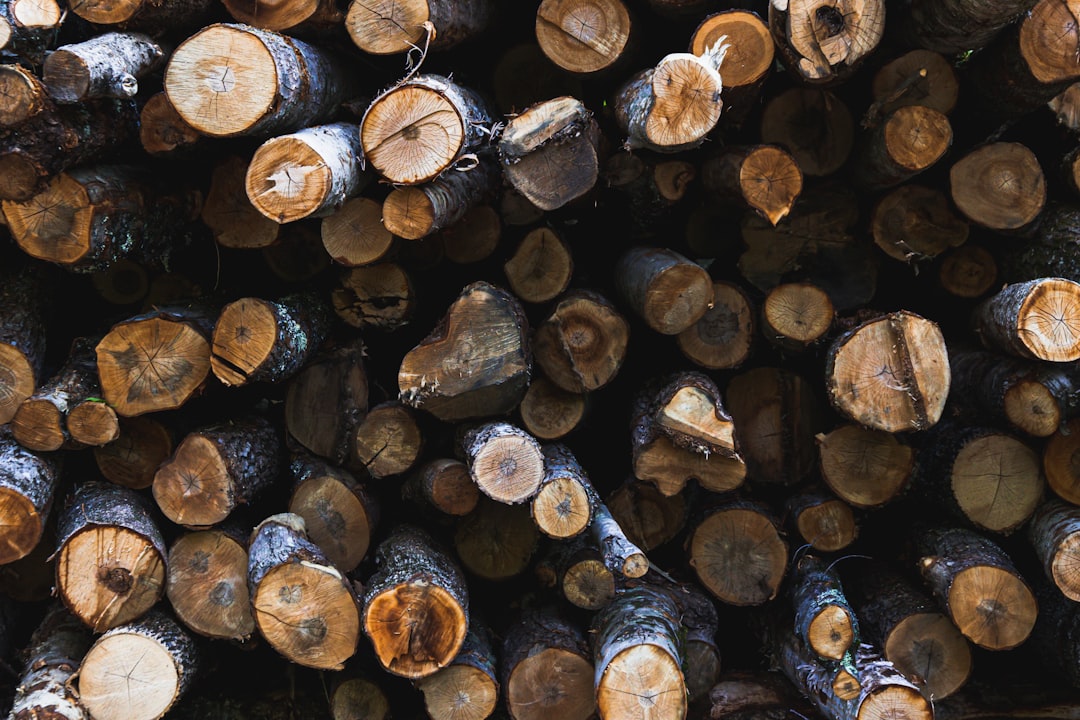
5,0 -> 1080,719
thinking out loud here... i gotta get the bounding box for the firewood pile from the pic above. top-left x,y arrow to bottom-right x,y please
4,0 -> 1080,719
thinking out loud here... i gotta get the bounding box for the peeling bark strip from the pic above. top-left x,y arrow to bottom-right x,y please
55,481 -> 167,632
43,32 -> 164,103
593,583 -> 686,720
77,610 -> 198,720
153,415 -> 282,528
382,159 -> 500,239
166,527 -> 255,641
503,609 -> 596,720
248,513 -> 361,670
165,23 -> 352,138
415,622 -> 499,720
0,0 -> 64,64
9,605 -> 91,720
0,426 -> 61,565
12,337 -> 102,452
768,0 -> 885,85
346,0 -> 493,55
975,278 -> 1080,363
362,525 -> 468,679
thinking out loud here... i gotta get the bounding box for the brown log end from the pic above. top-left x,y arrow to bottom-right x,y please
364,583 -> 467,679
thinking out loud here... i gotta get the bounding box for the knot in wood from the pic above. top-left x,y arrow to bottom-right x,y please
99,566 -> 134,594
815,6 -> 846,37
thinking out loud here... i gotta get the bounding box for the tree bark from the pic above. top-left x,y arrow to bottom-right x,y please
166,524 -> 254,641
8,605 -> 91,720
43,32 -> 164,103
1029,499 -> 1080,602
975,278 -> 1080,362
382,159 -> 500,239
905,0 -> 1036,55
0,426 -> 61,565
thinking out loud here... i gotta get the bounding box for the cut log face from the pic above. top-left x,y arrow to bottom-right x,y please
761,87 -> 853,176
416,624 -> 498,720
1046,418 -> 1080,505
939,244 -> 997,299
333,263 -> 415,331
0,429 -> 60,565
792,555 -> 857,662
321,197 -> 393,267
94,416 -> 173,490
872,185 -> 968,264
535,0 -> 631,74
285,340 -> 368,465
382,160 -> 499,240
331,675 -> 391,720
405,458 -> 479,517
607,480 -> 685,552
945,431 -> 1042,534
762,283 -> 833,348
818,424 -> 913,508
465,422 -> 544,505
346,0 -> 492,55
950,143 -> 1046,232
503,611 -> 595,720
43,32 -> 164,103
975,278 -> 1080,363
289,459 -> 376,573
0,266 -> 47,424
1029,499 -> 1080,602
201,156 -> 280,249
353,402 -> 422,478
455,499 -> 538,580
503,227 -> 574,304
222,0 -> 336,31
519,373 -> 586,440
677,281 -> 754,370
692,10 -> 773,87
166,530 -> 254,641
871,49 -> 958,119
616,247 -> 713,335
791,492 -> 857,552
826,311 -> 950,433
769,0 -> 885,84
0,62 -> 46,127
689,503 -> 787,605
534,291 -> 629,394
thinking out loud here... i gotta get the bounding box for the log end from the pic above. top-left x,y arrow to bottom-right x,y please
417,664 -> 499,720
0,486 -> 43,565
67,401 -> 121,447
362,84 -> 464,185
246,136 -> 333,224
535,0 -> 631,74
345,0 -> 429,55
78,630 -> 183,720
364,582 -> 467,679
948,565 -> 1037,650
507,647 -> 595,720
153,434 -> 233,528
4,173 -> 93,266
211,298 -> 278,387
11,398 -> 64,452
597,644 -> 685,720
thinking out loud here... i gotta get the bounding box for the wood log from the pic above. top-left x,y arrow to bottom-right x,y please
702,145 -> 802,226
248,513 -> 361,670
288,454 -> 378,573
905,0 -> 1036,55
0,0 -> 63,64
604,153 -> 696,236
8,605 -> 91,720
0,426 -> 60,565
691,10 -> 773,129
1028,499 -> 1080,602
440,204 -> 501,264
939,244 -> 998,299
455,497 -> 538,581
916,526 -> 1037,650
0,63 -> 47,126
592,582 -> 686,720
12,337 -> 100,451
672,582 -> 721,703
590,502 -> 647,579
536,536 -> 616,610
950,142 -> 1046,233
399,281 -> 530,421
614,40 -> 728,153
825,311 -> 950,433
760,87 -> 853,176
223,0 -> 340,32
535,0 -> 631,75
211,292 -> 332,387
726,366 -> 820,486
768,0 -> 884,85
532,443 -> 599,539
165,23 -> 351,138
792,554 -> 858,662
761,282 -> 834,351
463,422 -> 543,505
606,478 -> 685,552
382,160 -> 500,240
1046,417 -> 1080,505
166,525 -> 254,641
502,609 -> 595,720
94,416 -> 173,489
66,396 -> 120,447
787,489 -> 858,552
330,673 -> 391,720
352,401 -> 422,479
321,197 -> 393,267
533,291 -> 627,393
707,672 -> 816,720
42,32 -> 163,103
153,415 -> 282,528
200,155 -> 280,249
55,481 -> 166,632
1001,203 -> 1080,283
71,0 -> 214,31
361,525 -> 469,679
246,123 -> 369,224
818,424 -> 914,508
285,339 -> 368,465
975,278 -> 1080,363
3,165 -> 199,273
871,185 -> 968,264
615,247 -> 712,335
689,499 -> 787,606
518,373 -> 586,441
345,0 -> 493,55
361,74 -> 493,185
503,227 -> 573,305
868,49 -> 959,124
76,610 -> 197,720
498,96 -> 600,211
853,105 -> 952,191
677,281 -> 754,370
403,458 -> 479,517
416,622 -> 499,720
332,263 -> 416,331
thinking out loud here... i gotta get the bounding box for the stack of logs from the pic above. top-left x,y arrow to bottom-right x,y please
5,0 -> 1080,719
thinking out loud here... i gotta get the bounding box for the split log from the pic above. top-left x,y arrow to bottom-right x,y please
760,87 -> 853,176
455,498 -> 538,580
152,415 -> 282,528
593,582 -> 686,720
246,123 -> 369,224
330,673 -> 391,720
361,74 -> 493,185
43,32 -> 164,103
77,610 -> 197,720
361,525 -> 469,679
768,0 -> 885,85
288,454 -> 378,573
677,281 -> 754,370
535,0 -> 631,75
321,197 -> 393,267
868,49 -> 959,122
223,0 -> 340,32
463,422 -> 544,505
792,555 -> 858,662
382,160 -> 500,239
787,489 -> 858,552
1046,418 -> 1080,505
345,0 -> 492,55
532,443 -> 599,539
248,513 -> 361,670
55,481 -> 166,632
702,145 -> 802,226
211,292 -> 332,387
0,0 -> 63,64
606,479 -> 686,552
416,623 -> 499,720
403,458 -> 479,517
166,524 -> 254,642
818,424 -> 914,508
726,367 -> 820,486
399,281 -> 530,421
853,105 -> 952,191
536,537 -> 615,610
534,291 -> 628,394
166,24 -> 352,137
604,153 -> 696,236
916,526 -> 1038,650
871,185 -> 968,264
975,278 -> 1080,363
1029,499 -> 1080,602
8,605 -> 91,720
70,0 -> 214,31
518,373 -> 587,441
825,311 -> 950,433
352,401 -> 422,478
0,63 -> 47,126
332,263 -> 416,331
0,98 -> 139,201
691,10 -> 773,129
502,609 -> 595,720
498,96 -> 600,211
503,227 -> 573,305
12,337 -> 100,451
0,426 -> 60,565
3,165 -> 199,273
615,247 -> 712,335
689,500 -> 787,606
200,156 -> 280,249
614,41 -> 728,153
285,339 -> 368,465
950,143 -> 1046,233
440,204 -> 501,264
94,416 -> 173,489
905,0 -> 1036,55
939,244 -> 998,299
761,283 -> 834,351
